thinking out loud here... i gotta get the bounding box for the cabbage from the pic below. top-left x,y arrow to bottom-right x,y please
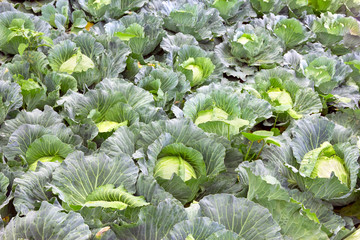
267,88 -> 293,108
154,156 -> 197,182
301,141 -> 349,187
180,56 -> 215,86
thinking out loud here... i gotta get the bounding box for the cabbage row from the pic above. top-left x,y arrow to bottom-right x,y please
0,0 -> 360,239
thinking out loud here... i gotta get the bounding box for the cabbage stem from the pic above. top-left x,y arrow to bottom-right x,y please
244,141 -> 254,161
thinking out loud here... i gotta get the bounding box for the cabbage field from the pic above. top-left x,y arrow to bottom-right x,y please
1,0 -> 360,239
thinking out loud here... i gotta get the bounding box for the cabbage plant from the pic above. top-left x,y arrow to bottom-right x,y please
1,0 -> 360,238
252,68 -> 322,121
143,0 -> 226,41
4,51 -> 80,111
273,17 -> 312,49
135,65 -> 190,108
287,0 -> 345,16
40,0 -> 71,31
204,0 -> 256,24
216,23 -> 284,78
300,141 -> 349,186
183,83 -> 272,138
57,78 -> 160,138
50,151 -> 148,210
173,45 -> 217,87
262,115 -> 360,203
1,201 -> 91,240
48,34 -> 131,88
310,13 -> 360,54
72,0 -> 148,22
237,160 -> 348,238
134,119 -> 226,204
2,108 -> 81,170
0,10 -> 52,55
112,194 -> 283,239
104,12 -> 166,58
343,52 -> 360,88
285,50 -> 352,95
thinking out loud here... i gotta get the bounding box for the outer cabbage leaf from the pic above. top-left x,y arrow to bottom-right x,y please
308,0 -> 344,12
0,106 -> 63,144
289,190 -> 346,236
237,160 -> 289,202
25,135 -> 74,170
160,32 -> 198,55
204,0 -> 256,24
214,41 -> 255,79
327,109 -> 360,139
112,199 -> 187,240
345,228 -> 360,240
13,162 -> 59,214
44,72 -> 78,98
136,119 -> 207,149
164,217 -> 228,240
342,53 -> 360,87
199,194 -> 283,239
16,77 -> 48,111
304,57 -> 342,93
206,231 -> 244,240
48,38 -> 100,87
256,198 -> 329,239
21,0 -> 55,13
74,0 -> 111,21
286,0 -> 344,15
74,0 -> 147,22
6,50 -> 49,81
77,207 -> 121,239
84,184 -> 148,209
0,80 -> 22,124
100,126 -> 137,158
250,0 -> 285,14
96,78 -> 156,111
136,173 -> 177,205
0,201 -> 91,240
330,85 -> 360,109
96,37 -> 132,79
274,18 -> 312,49
0,173 -> 9,206
290,115 -> 335,162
